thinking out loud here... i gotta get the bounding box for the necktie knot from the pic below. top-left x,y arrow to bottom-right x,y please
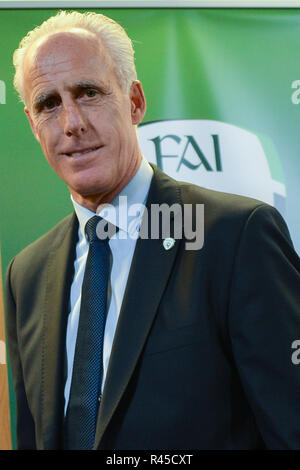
85,215 -> 101,243
85,215 -> 118,243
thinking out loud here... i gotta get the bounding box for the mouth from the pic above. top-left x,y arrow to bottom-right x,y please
64,146 -> 102,157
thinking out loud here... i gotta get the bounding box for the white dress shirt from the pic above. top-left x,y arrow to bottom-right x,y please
64,157 -> 153,414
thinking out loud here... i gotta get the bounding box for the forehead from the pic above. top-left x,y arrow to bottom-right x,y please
24,31 -> 115,100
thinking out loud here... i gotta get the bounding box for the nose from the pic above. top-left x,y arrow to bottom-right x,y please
61,102 -> 87,137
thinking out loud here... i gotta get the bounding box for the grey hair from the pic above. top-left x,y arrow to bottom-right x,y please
13,10 -> 137,104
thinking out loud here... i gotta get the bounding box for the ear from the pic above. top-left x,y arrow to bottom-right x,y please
24,107 -> 40,142
130,80 -> 146,125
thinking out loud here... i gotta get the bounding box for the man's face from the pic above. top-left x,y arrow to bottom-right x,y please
23,31 -> 146,206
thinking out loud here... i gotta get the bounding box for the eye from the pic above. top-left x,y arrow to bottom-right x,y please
42,97 -> 59,112
85,89 -> 97,98
45,100 -> 55,109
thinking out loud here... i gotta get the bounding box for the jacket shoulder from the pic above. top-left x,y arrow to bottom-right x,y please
10,213 -> 76,272
150,164 -> 277,231
151,163 -> 267,216
178,180 -> 266,214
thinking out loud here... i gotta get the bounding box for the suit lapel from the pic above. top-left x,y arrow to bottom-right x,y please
94,167 -> 183,448
41,213 -> 78,449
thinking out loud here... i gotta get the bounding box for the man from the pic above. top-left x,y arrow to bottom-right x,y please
5,11 -> 300,450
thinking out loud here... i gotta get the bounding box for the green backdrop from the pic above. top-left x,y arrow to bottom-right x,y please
1,7 -> 300,447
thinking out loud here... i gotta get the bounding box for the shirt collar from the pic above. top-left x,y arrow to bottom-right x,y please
71,156 -> 153,240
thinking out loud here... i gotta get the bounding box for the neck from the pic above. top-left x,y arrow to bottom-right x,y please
70,153 -> 142,213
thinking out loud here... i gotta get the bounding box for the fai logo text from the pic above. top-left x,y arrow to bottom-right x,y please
149,134 -> 222,173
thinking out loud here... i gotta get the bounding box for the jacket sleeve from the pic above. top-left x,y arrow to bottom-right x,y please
5,258 -> 36,450
228,204 -> 300,449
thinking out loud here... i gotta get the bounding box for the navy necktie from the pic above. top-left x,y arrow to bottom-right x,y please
64,215 -> 111,450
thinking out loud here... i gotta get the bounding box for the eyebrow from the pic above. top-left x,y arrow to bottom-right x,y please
74,80 -> 107,91
72,80 -> 111,97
